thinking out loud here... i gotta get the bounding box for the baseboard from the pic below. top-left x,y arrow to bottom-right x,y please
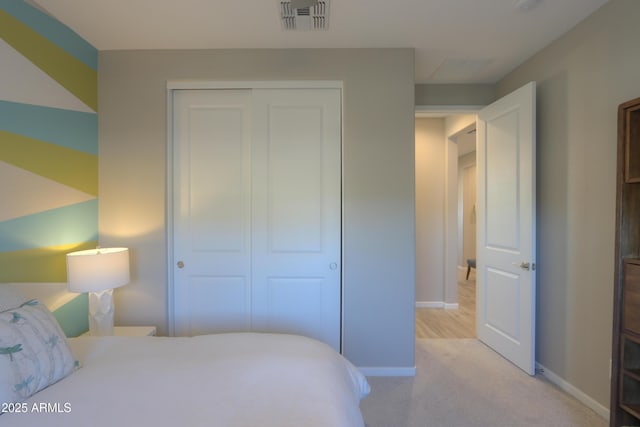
416,301 -> 459,310
359,366 -> 416,377
535,362 -> 609,420
416,301 -> 442,308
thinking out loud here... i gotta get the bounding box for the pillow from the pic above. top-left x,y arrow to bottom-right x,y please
0,300 -> 78,406
0,285 -> 28,312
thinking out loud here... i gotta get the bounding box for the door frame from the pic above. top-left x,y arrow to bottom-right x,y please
166,80 -> 345,341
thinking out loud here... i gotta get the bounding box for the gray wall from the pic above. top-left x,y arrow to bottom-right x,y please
415,118 -> 446,304
98,48 -> 416,370
497,0 -> 640,407
415,84 -> 495,106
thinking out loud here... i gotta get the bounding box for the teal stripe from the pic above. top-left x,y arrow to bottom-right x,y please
53,294 -> 89,337
0,199 -> 98,252
0,101 -> 97,155
0,0 -> 97,70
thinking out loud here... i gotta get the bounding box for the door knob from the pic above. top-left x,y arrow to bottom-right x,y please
177,261 -> 185,269
329,262 -> 338,270
512,261 -> 534,271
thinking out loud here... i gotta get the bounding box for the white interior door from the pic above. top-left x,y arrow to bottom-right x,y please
171,87 -> 342,351
476,81 -> 536,375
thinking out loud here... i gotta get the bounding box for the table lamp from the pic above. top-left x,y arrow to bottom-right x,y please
66,247 -> 130,336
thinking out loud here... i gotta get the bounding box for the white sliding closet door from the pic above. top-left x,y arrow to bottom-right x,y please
173,89 -> 253,336
172,87 -> 342,351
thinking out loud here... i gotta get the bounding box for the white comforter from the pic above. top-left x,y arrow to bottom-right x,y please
2,333 -> 370,427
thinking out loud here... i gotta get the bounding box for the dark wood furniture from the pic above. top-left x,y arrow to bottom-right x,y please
466,258 -> 476,280
611,96 -> 640,427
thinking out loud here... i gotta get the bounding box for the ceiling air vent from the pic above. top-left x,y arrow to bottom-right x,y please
278,0 -> 330,31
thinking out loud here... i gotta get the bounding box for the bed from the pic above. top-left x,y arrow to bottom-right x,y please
0,286 -> 370,427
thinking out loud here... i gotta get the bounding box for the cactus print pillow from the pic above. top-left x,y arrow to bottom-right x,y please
0,300 -> 78,407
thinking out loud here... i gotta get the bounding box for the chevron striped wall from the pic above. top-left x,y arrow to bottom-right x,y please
0,0 -> 98,282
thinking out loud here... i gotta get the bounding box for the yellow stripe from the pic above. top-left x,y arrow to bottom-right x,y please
0,130 -> 97,196
0,241 -> 98,283
0,9 -> 97,112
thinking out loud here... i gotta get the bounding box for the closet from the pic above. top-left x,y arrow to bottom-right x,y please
170,87 -> 342,351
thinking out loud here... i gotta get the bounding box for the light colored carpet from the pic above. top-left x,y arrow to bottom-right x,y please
360,339 -> 607,427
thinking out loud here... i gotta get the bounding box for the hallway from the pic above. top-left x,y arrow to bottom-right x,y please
415,269 -> 475,339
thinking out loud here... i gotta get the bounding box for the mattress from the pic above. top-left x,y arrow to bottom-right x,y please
2,332 -> 370,427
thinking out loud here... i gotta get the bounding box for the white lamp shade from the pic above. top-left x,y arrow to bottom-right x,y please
67,248 -> 130,293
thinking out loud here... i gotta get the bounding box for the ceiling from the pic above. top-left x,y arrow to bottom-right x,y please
29,0 -> 608,84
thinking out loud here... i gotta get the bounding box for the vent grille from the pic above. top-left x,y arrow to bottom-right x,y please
279,1 -> 330,31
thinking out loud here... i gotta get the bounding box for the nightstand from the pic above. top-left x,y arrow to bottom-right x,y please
82,326 -> 157,337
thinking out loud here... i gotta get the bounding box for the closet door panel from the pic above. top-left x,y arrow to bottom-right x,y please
187,276 -> 250,336
172,89 -> 252,336
251,88 -> 342,351
267,104 -> 324,253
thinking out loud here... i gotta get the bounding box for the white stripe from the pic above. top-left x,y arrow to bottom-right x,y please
0,161 -> 95,222
0,40 -> 94,113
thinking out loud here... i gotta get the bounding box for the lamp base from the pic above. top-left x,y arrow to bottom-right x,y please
87,289 -> 115,336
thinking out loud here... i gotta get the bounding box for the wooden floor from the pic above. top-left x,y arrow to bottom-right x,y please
416,269 -> 476,339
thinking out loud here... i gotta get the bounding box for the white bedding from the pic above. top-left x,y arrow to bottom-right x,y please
2,333 -> 370,427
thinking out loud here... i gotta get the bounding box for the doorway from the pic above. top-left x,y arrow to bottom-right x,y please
415,114 -> 477,339
415,81 -> 537,376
